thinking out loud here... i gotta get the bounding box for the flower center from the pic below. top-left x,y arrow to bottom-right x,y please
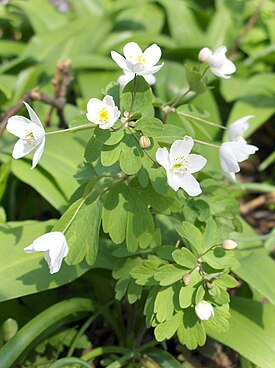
24,131 -> 35,145
171,155 -> 190,175
98,108 -> 109,121
129,54 -> 147,64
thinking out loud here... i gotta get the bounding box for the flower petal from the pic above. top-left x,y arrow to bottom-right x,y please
6,116 -> 31,139
213,46 -> 227,56
156,147 -> 170,170
24,244 -> 36,254
167,171 -> 181,191
12,139 -> 35,159
140,63 -> 164,75
143,43 -> 161,66
23,101 -> 44,129
103,95 -> 115,107
178,173 -> 202,197
219,143 -> 240,173
229,115 -> 253,141
32,137 -> 45,169
46,237 -> 69,274
188,154 -> 207,173
123,42 -> 142,59
170,136 -> 194,161
111,51 -> 129,71
32,232 -> 66,252
219,59 -> 236,76
117,73 -> 134,88
144,74 -> 156,85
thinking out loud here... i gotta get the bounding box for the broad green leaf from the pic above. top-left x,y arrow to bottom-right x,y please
236,253 -> 275,306
177,308 -> 206,350
203,247 -> 239,270
179,270 -> 201,309
154,286 -> 174,322
121,76 -> 153,114
135,117 -> 164,137
174,222 -> 204,255
204,217 -> 222,249
127,279 -> 143,304
95,127 -> 124,146
154,312 -> 182,341
0,221 -> 91,302
185,65 -> 207,94
119,132 -> 142,175
154,264 -> 187,286
206,297 -> 275,368
172,248 -> 197,269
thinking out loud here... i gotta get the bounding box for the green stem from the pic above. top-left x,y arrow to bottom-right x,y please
45,124 -> 95,135
155,136 -> 220,149
82,346 -> 130,361
177,111 -> 227,130
106,340 -> 158,368
170,87 -> 191,109
48,357 -> 92,368
0,298 -> 94,368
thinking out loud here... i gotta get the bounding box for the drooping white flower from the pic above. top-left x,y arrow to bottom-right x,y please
24,232 -> 69,274
219,141 -> 258,181
117,70 -> 156,88
6,102 -> 46,169
86,95 -> 120,130
198,46 -> 236,79
195,300 -> 214,320
156,136 -> 207,196
111,42 -> 163,76
228,115 -> 254,143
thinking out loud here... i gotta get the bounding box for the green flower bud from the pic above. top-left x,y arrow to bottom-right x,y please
2,318 -> 18,341
139,136 -> 151,149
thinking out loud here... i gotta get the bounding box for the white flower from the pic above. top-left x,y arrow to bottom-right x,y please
228,115 -> 254,143
24,232 -> 69,274
117,70 -> 156,88
86,95 -> 120,130
219,141 -> 258,181
198,46 -> 236,79
111,42 -> 163,76
195,300 -> 214,320
6,102 -> 46,169
156,136 -> 207,196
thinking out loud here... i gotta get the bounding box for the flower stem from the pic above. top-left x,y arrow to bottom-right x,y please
177,111 -> 227,130
194,138 -> 220,148
155,135 -> 220,149
45,123 -> 95,135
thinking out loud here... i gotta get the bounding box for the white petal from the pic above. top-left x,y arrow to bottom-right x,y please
229,116 -> 253,141
28,122 -> 45,142
213,46 -> 227,56
24,244 -> 36,254
195,301 -> 214,320
143,44 -> 161,66
219,143 -> 240,173
87,98 -> 101,113
98,121 -> 116,130
12,139 -> 35,159
117,73 -> 134,88
111,51 -> 129,71
156,147 -> 170,170
23,101 -> 44,129
232,142 -> 258,162
219,59 -> 236,76
123,42 -> 142,59
167,171 -> 181,191
178,173 -> 202,197
170,136 -> 194,161
6,116 -> 31,139
126,60 -> 145,74
188,154 -> 207,173
144,74 -> 156,85
32,137 -> 45,169
103,95 -> 115,107
210,67 -> 230,79
208,54 -> 226,69
46,236 -> 69,274
140,63 -> 164,75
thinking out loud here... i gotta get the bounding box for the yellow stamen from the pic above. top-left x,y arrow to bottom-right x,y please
136,55 -> 146,63
98,108 -> 109,121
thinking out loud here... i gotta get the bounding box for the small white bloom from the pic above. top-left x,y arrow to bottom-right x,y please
24,232 -> 69,274
86,95 -> 120,130
198,46 -> 236,79
117,70 -> 156,88
219,141 -> 258,181
156,136 -> 207,196
6,102 -> 46,169
195,300 -> 214,321
222,239 -> 238,250
111,42 -> 163,76
228,115 -> 254,143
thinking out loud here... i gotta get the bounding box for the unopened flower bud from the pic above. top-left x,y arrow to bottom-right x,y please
183,273 -> 191,285
222,240 -> 238,250
198,47 -> 212,63
2,318 -> 18,341
195,300 -> 214,320
139,136 -> 151,149
128,121 -> 136,128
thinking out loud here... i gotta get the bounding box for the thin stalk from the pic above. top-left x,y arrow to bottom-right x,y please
128,74 -> 137,115
155,136 -> 220,149
170,87 -> 191,109
128,127 -> 157,164
177,111 -> 227,130
81,346 -> 130,362
45,124 -> 95,135
48,357 -> 91,368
